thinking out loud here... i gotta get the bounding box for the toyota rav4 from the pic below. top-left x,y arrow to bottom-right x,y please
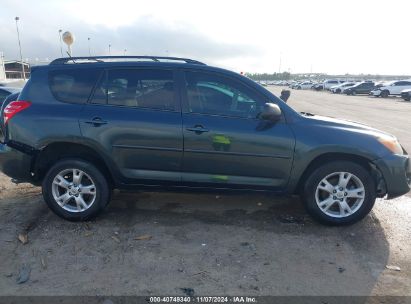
0,56 -> 410,225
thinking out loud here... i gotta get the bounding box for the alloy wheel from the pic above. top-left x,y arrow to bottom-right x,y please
315,171 -> 365,218
51,168 -> 97,213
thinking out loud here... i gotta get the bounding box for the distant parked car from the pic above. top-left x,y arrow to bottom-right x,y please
296,81 -> 313,90
371,80 -> 411,98
401,89 -> 411,101
0,92 -> 20,140
312,83 -> 324,91
344,82 -> 375,95
323,80 -> 344,90
330,82 -> 356,94
0,87 -> 20,104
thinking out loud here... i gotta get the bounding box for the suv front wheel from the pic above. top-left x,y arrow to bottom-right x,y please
42,159 -> 110,221
302,161 -> 376,225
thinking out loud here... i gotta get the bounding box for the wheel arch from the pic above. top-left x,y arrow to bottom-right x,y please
293,152 -> 386,196
33,142 -> 116,187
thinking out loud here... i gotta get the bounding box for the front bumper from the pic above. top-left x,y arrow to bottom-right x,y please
373,153 -> 411,199
371,90 -> 381,96
0,143 -> 33,182
401,92 -> 410,99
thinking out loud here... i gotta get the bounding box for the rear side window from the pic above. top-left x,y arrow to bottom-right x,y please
90,69 -> 176,111
49,69 -> 100,104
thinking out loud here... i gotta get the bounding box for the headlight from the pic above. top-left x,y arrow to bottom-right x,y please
378,136 -> 403,155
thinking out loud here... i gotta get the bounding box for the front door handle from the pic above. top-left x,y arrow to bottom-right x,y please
84,117 -> 108,127
186,125 -> 209,134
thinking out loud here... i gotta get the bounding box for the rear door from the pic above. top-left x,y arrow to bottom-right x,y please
180,70 -> 295,190
79,67 -> 183,184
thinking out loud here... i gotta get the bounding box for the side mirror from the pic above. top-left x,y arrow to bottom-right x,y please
260,103 -> 282,122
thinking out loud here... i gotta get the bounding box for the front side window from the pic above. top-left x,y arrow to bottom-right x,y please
49,68 -> 100,104
91,69 -> 176,111
184,71 -> 264,119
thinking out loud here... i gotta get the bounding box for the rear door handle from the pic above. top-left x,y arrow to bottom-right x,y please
84,117 -> 108,127
186,125 -> 209,134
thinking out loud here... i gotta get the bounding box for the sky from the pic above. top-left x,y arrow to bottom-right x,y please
0,0 -> 410,75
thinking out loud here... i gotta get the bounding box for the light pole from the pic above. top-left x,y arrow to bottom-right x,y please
87,37 -> 91,56
58,29 -> 63,57
108,44 -> 111,55
124,48 -> 127,56
15,17 -> 25,80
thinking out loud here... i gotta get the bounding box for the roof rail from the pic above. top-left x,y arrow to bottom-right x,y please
50,56 -> 206,65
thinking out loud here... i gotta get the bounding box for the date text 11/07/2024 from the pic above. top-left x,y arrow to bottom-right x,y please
149,296 -> 257,303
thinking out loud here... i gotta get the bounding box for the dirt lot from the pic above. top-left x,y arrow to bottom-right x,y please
0,88 -> 410,297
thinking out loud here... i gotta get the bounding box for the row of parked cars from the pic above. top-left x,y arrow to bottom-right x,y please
281,79 -> 411,101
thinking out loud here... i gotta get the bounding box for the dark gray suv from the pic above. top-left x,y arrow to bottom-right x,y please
0,56 -> 409,225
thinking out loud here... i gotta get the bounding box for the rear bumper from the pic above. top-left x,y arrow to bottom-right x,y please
0,143 -> 33,182
373,153 -> 411,199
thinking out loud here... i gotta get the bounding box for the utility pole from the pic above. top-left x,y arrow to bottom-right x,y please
88,37 -> 91,56
15,16 -> 25,80
278,52 -> 282,74
58,29 -> 63,57
124,49 -> 127,56
108,44 -> 111,55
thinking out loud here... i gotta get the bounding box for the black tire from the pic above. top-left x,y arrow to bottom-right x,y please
404,97 -> 410,102
381,90 -> 389,98
351,90 -> 356,96
336,89 -> 341,94
42,159 -> 111,221
301,161 -> 376,226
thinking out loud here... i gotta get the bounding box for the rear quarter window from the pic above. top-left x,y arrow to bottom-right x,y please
49,69 -> 101,104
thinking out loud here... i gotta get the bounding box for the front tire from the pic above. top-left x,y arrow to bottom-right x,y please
302,161 -> 376,225
42,159 -> 110,221
381,90 -> 389,98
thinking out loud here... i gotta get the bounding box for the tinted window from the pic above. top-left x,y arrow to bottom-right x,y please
91,69 -> 176,111
185,71 -> 264,119
49,69 -> 100,104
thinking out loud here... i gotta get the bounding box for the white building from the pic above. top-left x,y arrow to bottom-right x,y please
0,52 -> 6,81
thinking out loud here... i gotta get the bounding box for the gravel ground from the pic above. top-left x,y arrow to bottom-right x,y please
0,87 -> 410,297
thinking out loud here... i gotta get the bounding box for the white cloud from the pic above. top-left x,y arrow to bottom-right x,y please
1,0 -> 410,75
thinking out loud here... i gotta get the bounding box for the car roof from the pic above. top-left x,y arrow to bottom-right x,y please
34,57 -> 248,83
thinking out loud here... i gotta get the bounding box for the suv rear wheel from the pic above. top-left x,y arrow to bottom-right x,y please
302,161 -> 376,225
42,159 -> 110,221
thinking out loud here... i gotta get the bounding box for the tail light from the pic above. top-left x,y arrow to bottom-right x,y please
3,101 -> 31,125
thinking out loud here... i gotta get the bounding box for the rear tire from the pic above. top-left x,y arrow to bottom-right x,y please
301,161 -> 376,226
42,159 -> 110,221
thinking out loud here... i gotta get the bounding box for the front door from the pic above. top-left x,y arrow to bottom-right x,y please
79,68 -> 183,184
180,70 -> 295,190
